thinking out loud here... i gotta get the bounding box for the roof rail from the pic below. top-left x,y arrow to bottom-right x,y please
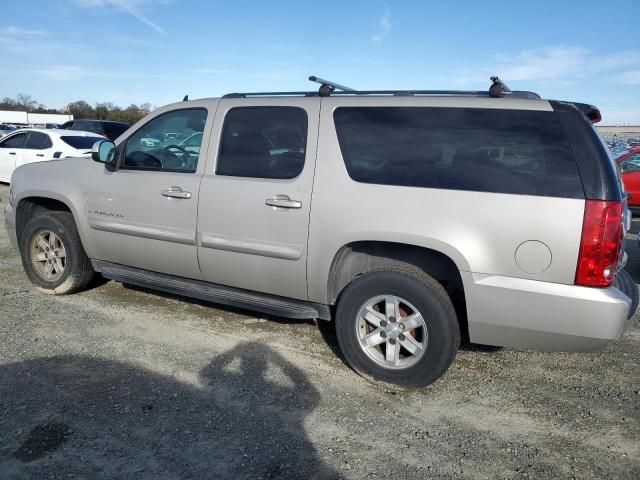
222,76 -> 541,100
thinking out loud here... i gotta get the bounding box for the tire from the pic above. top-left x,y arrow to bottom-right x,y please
614,269 -> 639,319
335,268 -> 460,389
19,210 -> 94,295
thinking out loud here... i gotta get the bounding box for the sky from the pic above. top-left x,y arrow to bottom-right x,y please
1,0 -> 639,124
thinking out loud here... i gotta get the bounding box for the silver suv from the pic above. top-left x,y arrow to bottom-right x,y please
4,77 -> 636,389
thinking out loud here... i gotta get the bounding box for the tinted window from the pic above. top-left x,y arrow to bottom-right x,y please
79,122 -> 100,134
0,133 -> 29,149
103,122 -> 130,140
216,107 -> 307,179
334,107 -> 584,198
25,132 -> 53,150
61,136 -> 102,150
620,154 -> 640,174
123,109 -> 206,172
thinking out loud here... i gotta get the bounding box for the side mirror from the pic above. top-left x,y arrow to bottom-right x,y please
91,140 -> 117,170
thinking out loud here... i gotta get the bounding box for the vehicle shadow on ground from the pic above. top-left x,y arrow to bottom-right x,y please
0,343 -> 339,479
120,283 -> 500,369
121,283 -> 319,327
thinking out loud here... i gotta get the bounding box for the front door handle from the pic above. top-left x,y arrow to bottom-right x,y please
36,154 -> 44,157
9,152 -> 16,155
162,187 -> 192,199
265,195 -> 302,209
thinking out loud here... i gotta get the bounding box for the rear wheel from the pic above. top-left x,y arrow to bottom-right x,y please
335,268 -> 460,389
20,211 -> 94,295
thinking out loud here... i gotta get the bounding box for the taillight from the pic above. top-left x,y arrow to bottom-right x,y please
575,200 -> 623,287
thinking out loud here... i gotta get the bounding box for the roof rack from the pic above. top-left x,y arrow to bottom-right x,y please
222,76 -> 540,100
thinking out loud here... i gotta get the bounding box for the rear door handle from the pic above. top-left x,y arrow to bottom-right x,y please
9,152 -> 16,155
36,154 -> 44,157
265,195 -> 302,209
161,187 -> 192,199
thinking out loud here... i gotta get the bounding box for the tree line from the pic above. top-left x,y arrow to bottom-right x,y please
0,94 -> 153,124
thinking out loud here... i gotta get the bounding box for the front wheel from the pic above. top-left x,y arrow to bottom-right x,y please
335,268 -> 460,389
20,211 -> 94,295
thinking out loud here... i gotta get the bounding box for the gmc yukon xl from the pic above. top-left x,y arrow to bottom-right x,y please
4,77 -> 637,388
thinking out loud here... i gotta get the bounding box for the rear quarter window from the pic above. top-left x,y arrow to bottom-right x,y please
333,107 -> 584,198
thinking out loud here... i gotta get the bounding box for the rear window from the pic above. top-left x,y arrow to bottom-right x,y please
61,136 -> 102,150
333,107 -> 584,198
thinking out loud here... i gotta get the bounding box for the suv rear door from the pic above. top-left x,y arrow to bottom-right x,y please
197,98 -> 320,299
22,131 -> 53,164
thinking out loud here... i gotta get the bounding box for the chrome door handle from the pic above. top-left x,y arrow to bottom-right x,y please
162,187 -> 192,199
265,195 -> 302,209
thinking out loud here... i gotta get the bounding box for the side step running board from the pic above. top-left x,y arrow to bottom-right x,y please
92,260 -> 332,321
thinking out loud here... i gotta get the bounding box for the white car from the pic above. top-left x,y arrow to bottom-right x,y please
0,128 -> 105,183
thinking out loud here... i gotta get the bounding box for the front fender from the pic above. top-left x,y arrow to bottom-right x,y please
12,158 -> 96,258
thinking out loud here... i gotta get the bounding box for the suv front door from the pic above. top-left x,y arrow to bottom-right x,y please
85,105 -> 214,279
197,98 -> 320,299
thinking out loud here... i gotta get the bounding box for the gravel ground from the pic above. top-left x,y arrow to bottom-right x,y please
0,183 -> 638,479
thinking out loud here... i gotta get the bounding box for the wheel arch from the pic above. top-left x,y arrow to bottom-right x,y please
15,194 -> 89,256
327,241 -> 469,342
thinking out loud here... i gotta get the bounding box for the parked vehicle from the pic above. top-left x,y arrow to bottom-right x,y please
33,123 -> 62,129
0,128 -> 104,183
140,136 -> 162,148
0,124 -> 15,139
4,76 -> 637,389
60,119 -> 130,141
616,148 -> 640,208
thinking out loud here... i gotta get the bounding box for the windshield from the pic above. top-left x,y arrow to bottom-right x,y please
61,136 -> 103,150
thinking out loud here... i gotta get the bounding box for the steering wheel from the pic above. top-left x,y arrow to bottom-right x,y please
163,144 -> 194,169
164,144 -> 191,157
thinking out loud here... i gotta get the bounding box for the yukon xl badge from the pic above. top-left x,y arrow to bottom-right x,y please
88,209 -> 124,218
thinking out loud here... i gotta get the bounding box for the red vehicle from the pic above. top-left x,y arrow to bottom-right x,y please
616,147 -> 640,207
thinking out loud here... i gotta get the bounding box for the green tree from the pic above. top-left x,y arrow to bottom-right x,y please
65,100 -> 95,119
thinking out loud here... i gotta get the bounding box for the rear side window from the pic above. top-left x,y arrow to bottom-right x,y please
25,132 -> 53,150
334,107 -> 584,198
103,122 -> 130,139
216,107 -> 307,179
82,122 -> 101,134
61,136 -> 101,150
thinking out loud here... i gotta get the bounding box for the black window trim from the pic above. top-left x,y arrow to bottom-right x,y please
214,105 -> 309,180
119,107 -> 208,174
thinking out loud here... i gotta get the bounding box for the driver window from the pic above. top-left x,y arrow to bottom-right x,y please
621,154 -> 640,174
123,108 -> 207,172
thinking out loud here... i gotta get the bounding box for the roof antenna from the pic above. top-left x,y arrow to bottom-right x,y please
488,76 -> 511,98
183,95 -> 189,101
309,76 -> 355,97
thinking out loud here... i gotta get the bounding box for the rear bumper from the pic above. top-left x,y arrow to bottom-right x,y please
4,201 -> 18,251
463,272 -> 630,352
